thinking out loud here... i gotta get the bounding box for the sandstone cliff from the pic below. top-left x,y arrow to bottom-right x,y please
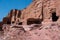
0,0 -> 60,40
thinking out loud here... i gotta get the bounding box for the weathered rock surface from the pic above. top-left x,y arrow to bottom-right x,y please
0,0 -> 60,40
2,0 -> 60,25
2,22 -> 60,40
0,23 -> 60,40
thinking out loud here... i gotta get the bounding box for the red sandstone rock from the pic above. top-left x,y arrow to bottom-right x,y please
0,0 -> 60,40
3,22 -> 60,40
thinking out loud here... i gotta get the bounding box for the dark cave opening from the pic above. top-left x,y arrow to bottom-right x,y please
12,21 -> 15,24
17,11 -> 21,18
3,17 -> 11,24
18,22 -> 22,25
16,19 -> 22,25
27,18 -> 42,25
52,12 -> 59,22
0,27 -> 3,31
7,20 -> 11,24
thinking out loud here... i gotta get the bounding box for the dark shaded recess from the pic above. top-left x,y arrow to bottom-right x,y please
17,19 -> 22,25
12,21 -> 15,24
52,12 -> 59,22
0,27 -> 3,31
13,9 -> 17,21
9,9 -> 17,20
12,26 -> 23,28
9,10 -> 13,20
18,22 -> 22,25
3,17 -> 11,24
0,22 -> 3,31
14,9 -> 17,17
10,10 -> 13,17
12,26 -> 26,32
27,18 -> 42,25
17,10 -> 21,18
30,24 -> 42,31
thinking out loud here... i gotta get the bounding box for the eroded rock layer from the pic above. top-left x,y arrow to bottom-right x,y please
2,22 -> 60,40
0,0 -> 60,40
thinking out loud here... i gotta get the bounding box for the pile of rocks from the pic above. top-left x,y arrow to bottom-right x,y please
2,22 -> 60,40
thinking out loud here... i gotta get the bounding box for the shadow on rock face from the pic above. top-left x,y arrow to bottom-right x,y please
27,18 -> 42,25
